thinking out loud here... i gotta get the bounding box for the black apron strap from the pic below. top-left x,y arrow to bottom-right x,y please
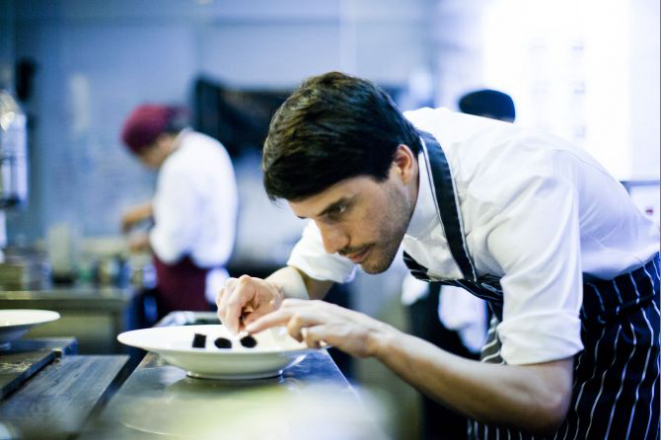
418,129 -> 478,281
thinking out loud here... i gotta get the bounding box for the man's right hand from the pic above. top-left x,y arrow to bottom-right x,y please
121,202 -> 153,233
216,275 -> 285,334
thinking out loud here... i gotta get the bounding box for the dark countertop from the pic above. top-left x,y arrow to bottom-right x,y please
0,338 -> 131,440
0,338 -> 78,399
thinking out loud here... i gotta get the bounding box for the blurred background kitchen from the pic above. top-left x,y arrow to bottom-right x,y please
0,0 -> 658,439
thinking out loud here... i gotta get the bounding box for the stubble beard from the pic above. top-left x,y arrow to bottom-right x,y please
359,185 -> 412,274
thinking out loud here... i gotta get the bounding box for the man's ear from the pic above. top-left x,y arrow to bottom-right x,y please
155,133 -> 171,149
392,144 -> 416,184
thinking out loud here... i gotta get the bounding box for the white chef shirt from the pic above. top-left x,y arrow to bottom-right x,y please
150,129 -> 238,303
288,107 -> 660,365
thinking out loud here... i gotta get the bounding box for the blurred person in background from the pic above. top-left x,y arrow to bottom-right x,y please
121,104 -> 238,319
401,87 -> 516,439
218,72 -> 659,440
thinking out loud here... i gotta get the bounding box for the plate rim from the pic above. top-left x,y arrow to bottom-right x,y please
117,325 -> 322,356
0,309 -> 61,328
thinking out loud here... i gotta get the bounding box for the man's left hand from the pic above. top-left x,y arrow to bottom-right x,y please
246,298 -> 392,358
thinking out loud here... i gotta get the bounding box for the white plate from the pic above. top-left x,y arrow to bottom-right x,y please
0,309 -> 61,349
118,325 -> 318,380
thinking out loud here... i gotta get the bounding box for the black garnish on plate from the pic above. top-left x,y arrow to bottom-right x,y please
240,335 -> 257,348
192,333 -> 206,348
214,337 -> 232,349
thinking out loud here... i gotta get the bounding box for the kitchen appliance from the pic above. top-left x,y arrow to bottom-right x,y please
0,87 -> 27,209
0,86 -> 28,264
0,246 -> 50,290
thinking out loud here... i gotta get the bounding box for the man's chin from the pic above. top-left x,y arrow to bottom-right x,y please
359,263 -> 388,274
359,254 -> 393,274
353,239 -> 402,274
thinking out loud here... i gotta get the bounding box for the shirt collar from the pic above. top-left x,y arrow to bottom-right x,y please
406,138 -> 439,240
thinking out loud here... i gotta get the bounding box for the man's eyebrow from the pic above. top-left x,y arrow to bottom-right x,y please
295,197 -> 352,220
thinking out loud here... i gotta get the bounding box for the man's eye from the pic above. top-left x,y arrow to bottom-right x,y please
327,205 -> 347,219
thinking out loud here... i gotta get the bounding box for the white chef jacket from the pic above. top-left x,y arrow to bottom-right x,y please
150,129 -> 238,303
287,107 -> 660,365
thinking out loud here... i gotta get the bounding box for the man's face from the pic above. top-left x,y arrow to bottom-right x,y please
137,135 -> 174,169
137,143 -> 162,169
289,157 -> 417,274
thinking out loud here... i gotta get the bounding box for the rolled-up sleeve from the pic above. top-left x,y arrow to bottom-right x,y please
486,174 -> 584,365
287,221 -> 357,283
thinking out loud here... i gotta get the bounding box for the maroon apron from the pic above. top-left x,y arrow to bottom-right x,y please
153,255 -> 211,314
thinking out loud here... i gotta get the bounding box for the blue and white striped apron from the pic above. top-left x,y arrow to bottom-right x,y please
403,130 -> 660,439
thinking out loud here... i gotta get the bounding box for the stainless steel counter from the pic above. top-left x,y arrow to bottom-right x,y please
78,311 -> 387,439
81,349 -> 386,439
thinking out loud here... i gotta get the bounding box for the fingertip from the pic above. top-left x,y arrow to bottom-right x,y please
224,316 -> 237,335
225,277 -> 238,290
245,317 -> 264,334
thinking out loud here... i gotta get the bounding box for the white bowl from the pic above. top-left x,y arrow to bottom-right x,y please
118,325 -> 318,380
0,309 -> 61,349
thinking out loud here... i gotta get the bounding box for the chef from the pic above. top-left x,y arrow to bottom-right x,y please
121,104 -> 238,317
216,72 -> 659,439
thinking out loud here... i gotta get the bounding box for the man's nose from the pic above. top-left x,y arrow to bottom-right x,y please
318,222 -> 349,254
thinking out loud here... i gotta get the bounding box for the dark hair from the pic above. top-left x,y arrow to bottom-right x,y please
263,72 -> 421,201
458,89 -> 515,122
